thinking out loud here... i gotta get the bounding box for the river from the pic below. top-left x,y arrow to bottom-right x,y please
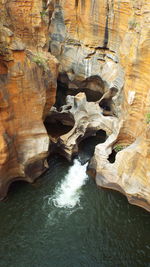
0,134 -> 150,267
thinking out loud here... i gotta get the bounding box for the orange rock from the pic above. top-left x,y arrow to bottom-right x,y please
0,1 -> 58,199
49,0 -> 150,211
0,0 -> 150,212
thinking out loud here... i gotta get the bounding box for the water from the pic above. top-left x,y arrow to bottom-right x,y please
51,159 -> 88,208
0,136 -> 150,267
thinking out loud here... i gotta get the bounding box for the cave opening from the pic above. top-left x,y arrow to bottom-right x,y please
44,119 -> 73,138
108,149 -> 117,163
44,114 -> 75,139
99,99 -> 111,111
99,98 -> 113,116
78,129 -> 107,164
7,179 -> 29,199
44,73 -> 109,158
54,74 -> 105,108
54,80 -> 68,109
98,87 -> 118,116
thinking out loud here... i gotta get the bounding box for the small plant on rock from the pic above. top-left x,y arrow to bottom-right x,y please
40,10 -> 48,18
146,113 -> 150,124
32,53 -> 48,71
114,144 -> 125,153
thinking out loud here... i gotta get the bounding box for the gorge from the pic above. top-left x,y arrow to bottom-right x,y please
0,0 -> 150,265
0,0 -> 150,211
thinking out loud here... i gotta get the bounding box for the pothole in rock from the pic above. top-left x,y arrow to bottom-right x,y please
68,88 -> 103,102
55,80 -> 68,109
55,74 -> 105,106
44,118 -> 74,138
99,99 -> 111,112
78,129 -> 107,164
108,149 -> 117,163
98,87 -> 118,116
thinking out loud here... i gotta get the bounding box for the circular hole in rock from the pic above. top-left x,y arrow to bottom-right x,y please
44,120 -> 74,138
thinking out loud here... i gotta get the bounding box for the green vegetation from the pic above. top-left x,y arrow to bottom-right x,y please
114,144 -> 125,153
32,53 -> 48,71
41,0 -> 48,19
146,113 -> 150,124
40,10 -> 48,18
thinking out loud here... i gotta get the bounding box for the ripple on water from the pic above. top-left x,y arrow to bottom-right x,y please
0,154 -> 150,267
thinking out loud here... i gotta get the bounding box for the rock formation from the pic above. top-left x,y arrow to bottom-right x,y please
0,0 -> 150,211
0,0 -> 58,199
46,92 -> 118,160
90,125 -> 150,212
48,0 -> 150,211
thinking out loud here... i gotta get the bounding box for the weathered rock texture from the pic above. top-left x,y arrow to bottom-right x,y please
90,125 -> 150,212
0,0 -> 58,199
48,0 -> 150,211
0,0 -> 150,211
47,92 -> 117,160
49,0 -> 124,96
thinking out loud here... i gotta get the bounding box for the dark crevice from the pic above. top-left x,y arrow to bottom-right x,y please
108,149 -> 117,163
95,46 -> 109,51
68,88 -> 103,102
44,120 -> 73,138
78,130 -> 107,164
6,180 -> 29,199
99,98 -> 114,116
98,87 -> 118,116
99,99 -> 111,111
44,106 -> 75,138
103,1 -> 109,48
75,0 -> 79,7
54,80 -> 68,109
55,74 -> 105,105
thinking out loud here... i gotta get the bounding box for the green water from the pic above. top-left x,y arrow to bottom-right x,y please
0,136 -> 150,267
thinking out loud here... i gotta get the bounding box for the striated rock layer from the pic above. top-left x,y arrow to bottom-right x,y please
0,0 -> 58,199
48,0 -> 150,211
0,0 -> 150,211
90,125 -> 150,212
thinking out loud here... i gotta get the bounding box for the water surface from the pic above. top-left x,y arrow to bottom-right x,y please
0,136 -> 150,267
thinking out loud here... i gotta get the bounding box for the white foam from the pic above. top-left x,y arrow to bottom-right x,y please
51,159 -> 88,208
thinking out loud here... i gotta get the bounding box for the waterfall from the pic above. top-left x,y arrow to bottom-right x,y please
50,159 -> 88,208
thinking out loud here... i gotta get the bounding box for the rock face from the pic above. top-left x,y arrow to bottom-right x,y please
0,0 -> 58,199
50,0 -> 124,95
48,0 -> 150,211
47,92 -> 118,160
90,126 -> 150,212
0,0 -> 150,211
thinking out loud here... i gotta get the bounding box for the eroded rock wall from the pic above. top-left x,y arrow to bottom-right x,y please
49,0 -> 150,211
0,0 -> 58,198
49,0 -> 124,95
0,0 -> 150,210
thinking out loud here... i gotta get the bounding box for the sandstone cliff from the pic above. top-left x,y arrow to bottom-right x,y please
49,0 -> 150,211
0,0 -> 150,211
0,0 -> 58,198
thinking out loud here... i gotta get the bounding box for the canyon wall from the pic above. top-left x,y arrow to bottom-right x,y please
49,0 -> 150,211
0,0 -> 58,198
0,0 -> 150,211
